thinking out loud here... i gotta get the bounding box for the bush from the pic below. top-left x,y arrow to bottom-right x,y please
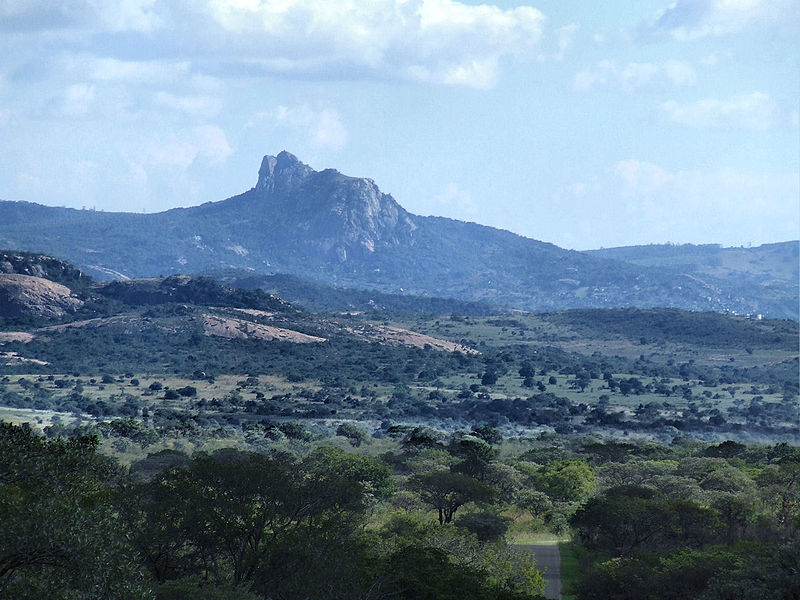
456,511 -> 510,543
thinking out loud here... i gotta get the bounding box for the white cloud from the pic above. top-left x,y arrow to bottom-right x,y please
2,0 -> 547,88
574,59 -> 696,92
643,0 -> 796,40
612,159 -> 798,207
270,105 -> 349,150
660,91 -> 775,129
620,62 -> 659,90
0,0 -> 162,32
92,0 -> 163,32
407,58 -> 500,89
202,0 -> 545,87
664,59 -> 697,86
89,58 -> 190,84
311,109 -> 348,150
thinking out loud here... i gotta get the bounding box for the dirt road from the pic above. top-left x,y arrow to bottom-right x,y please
514,543 -> 561,599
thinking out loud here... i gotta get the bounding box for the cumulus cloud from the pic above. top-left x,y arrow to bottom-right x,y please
660,92 -> 775,129
0,0 -> 163,32
642,0 -> 797,40
204,0 -> 545,87
6,0 -> 545,88
573,59 -> 696,92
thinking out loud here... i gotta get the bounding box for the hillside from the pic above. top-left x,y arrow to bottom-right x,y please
1,275 -> 797,442
1,152 -> 797,318
205,270 -> 502,315
587,242 -> 799,319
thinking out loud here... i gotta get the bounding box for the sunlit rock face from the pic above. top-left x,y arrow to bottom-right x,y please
251,151 -> 418,262
0,274 -> 83,318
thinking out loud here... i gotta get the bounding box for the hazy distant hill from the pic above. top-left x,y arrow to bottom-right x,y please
1,152 -> 797,318
205,270 -> 502,315
587,242 -> 799,319
587,242 -> 798,282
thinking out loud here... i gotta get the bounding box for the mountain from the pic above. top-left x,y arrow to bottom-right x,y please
587,242 -> 798,287
1,151 -> 797,318
587,242 -> 799,320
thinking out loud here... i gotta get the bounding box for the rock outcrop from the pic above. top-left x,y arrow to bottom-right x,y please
0,274 -> 83,318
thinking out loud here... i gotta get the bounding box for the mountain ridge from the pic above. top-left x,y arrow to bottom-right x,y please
1,152 -> 797,318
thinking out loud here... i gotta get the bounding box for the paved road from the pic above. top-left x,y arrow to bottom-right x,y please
513,543 -> 561,599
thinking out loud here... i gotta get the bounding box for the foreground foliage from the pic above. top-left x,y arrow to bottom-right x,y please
1,422 -> 545,600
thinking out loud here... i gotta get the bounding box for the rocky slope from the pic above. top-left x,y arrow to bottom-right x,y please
0,274 -> 83,318
0,251 -> 88,318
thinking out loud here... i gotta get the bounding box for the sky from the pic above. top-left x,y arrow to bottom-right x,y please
0,0 -> 797,250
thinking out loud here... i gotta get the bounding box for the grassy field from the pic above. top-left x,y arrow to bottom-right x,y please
558,541 -> 587,600
1,363 -> 791,442
376,313 -> 797,368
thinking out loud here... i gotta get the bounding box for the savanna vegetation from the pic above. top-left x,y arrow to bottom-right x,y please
1,264 -> 798,599
2,421 -> 798,599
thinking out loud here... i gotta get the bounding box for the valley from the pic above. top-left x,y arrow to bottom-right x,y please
1,256 -> 797,457
1,252 -> 798,600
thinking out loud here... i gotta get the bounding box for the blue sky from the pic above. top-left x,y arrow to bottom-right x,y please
0,0 -> 797,249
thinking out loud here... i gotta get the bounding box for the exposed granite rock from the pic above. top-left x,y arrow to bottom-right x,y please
0,274 -> 83,318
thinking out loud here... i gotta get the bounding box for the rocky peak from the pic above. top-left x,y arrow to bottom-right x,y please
256,150 -> 314,194
249,152 -> 417,260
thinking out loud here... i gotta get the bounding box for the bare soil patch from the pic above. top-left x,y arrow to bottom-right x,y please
202,314 -> 326,343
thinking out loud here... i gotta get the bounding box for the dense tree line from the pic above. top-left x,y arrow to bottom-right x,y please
567,440 -> 800,599
4,420 -> 800,599
0,422 -> 544,600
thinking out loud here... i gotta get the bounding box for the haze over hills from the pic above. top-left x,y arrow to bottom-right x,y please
0,151 -> 797,318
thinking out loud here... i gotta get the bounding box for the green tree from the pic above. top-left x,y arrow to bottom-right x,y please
336,422 -> 368,447
122,446 -> 392,597
409,471 -> 496,524
571,485 -> 721,556
534,459 -> 595,503
456,511 -> 511,544
517,490 -> 553,523
0,423 -> 152,599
